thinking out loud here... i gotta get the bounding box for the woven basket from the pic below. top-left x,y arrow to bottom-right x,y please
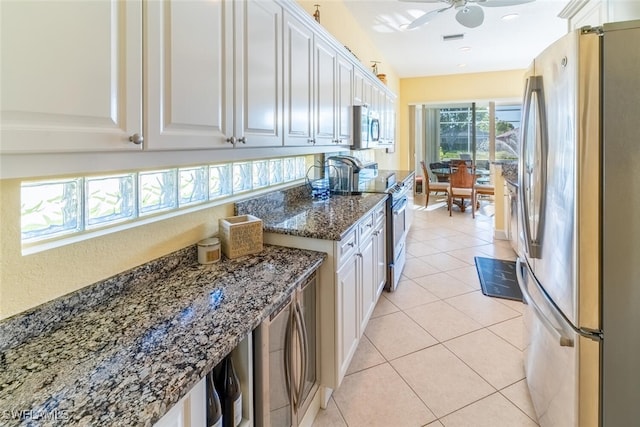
219,215 -> 263,259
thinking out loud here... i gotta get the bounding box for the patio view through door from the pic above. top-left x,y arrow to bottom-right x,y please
413,102 -> 521,183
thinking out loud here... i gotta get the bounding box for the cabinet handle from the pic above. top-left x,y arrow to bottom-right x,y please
307,138 -> 316,145
129,133 -> 144,145
226,136 -> 236,145
347,242 -> 355,248
238,137 -> 246,144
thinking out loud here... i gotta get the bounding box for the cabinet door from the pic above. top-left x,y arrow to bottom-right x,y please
353,69 -> 365,105
359,234 -> 376,333
313,37 -> 337,145
362,78 -> 372,107
0,0 -> 142,153
385,95 -> 396,145
145,0 -> 231,150
374,219 -> 387,297
370,84 -> 381,117
336,256 -> 359,380
283,12 -> 314,146
235,0 -> 283,147
336,54 -> 353,146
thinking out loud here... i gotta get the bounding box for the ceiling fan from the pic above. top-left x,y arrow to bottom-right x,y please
403,0 -> 535,30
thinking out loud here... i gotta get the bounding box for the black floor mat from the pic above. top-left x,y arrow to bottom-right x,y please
474,257 -> 523,302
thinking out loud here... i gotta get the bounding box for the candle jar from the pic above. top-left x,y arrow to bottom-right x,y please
197,237 -> 221,264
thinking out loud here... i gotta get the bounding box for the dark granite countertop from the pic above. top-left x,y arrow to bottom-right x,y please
236,185 -> 387,241
498,162 -> 518,187
0,245 -> 325,426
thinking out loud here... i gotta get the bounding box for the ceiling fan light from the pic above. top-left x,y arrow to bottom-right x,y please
455,5 -> 484,28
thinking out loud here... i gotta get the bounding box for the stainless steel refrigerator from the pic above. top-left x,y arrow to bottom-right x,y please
516,20 -> 640,427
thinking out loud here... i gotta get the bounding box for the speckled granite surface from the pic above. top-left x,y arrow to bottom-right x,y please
235,185 -> 387,240
499,162 -> 518,186
0,245 -> 325,426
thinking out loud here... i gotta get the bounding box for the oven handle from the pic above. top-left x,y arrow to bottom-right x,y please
392,197 -> 408,215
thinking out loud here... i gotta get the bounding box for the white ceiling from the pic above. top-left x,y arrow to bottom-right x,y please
341,0 -> 569,78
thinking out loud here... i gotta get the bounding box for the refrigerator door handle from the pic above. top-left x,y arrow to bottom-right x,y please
516,258 -> 574,347
519,75 -> 548,259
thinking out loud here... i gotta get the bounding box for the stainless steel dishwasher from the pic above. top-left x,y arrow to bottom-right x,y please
254,273 -> 318,427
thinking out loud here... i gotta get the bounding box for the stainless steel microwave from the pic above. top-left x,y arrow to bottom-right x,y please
352,105 -> 380,150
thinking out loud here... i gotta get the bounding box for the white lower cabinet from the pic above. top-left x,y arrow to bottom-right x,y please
335,207 -> 382,382
335,251 -> 359,384
263,198 -> 387,406
373,204 -> 387,299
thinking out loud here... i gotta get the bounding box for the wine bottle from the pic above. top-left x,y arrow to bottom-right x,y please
206,371 -> 223,427
215,356 -> 243,427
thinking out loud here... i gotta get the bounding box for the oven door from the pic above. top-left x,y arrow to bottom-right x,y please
392,196 -> 408,250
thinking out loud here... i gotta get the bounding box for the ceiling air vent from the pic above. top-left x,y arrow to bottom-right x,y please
442,33 -> 465,42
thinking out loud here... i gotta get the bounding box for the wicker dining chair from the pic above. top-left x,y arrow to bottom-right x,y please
420,161 -> 449,206
448,163 -> 475,218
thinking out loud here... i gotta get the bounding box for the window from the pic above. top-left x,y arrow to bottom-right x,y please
438,106 -> 490,160
21,156 -> 308,250
495,104 -> 521,160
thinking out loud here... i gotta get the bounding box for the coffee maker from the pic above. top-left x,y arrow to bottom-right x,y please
326,155 -> 376,195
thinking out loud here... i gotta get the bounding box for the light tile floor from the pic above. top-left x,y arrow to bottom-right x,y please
312,197 -> 539,427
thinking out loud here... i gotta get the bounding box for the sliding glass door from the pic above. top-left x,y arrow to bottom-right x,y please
415,101 -> 521,178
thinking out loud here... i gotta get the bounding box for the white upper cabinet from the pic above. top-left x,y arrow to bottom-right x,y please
234,0 -> 283,147
283,11 -> 314,146
146,0 -> 282,150
314,36 -> 338,145
0,0 -> 142,153
379,92 -> 396,146
1,0 -> 395,159
353,69 -> 365,105
313,36 -> 352,147
336,54 -> 353,146
145,0 -> 230,150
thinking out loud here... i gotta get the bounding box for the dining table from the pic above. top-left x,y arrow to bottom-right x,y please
431,167 -> 491,184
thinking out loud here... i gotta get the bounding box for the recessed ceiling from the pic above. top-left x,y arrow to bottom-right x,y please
341,0 -> 569,78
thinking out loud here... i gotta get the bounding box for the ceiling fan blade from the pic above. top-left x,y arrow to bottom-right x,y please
474,0 -> 535,7
406,5 -> 452,30
456,5 -> 484,28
